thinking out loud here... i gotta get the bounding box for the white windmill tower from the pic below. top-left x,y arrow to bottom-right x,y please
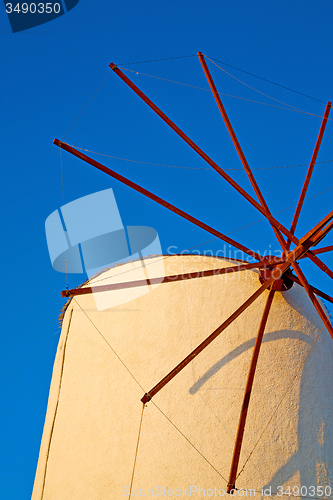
32,53 -> 333,500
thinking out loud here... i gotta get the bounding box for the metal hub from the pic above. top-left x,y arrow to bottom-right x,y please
259,259 -> 294,291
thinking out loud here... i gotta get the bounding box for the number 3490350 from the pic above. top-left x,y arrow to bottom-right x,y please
5,3 -> 61,14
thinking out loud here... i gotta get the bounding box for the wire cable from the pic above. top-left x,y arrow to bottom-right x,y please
204,55 -> 305,113
206,56 -> 326,105
61,70 -> 112,140
62,143 -> 333,172
62,286 -> 332,498
128,403 -> 145,500
73,298 -> 146,392
119,54 -> 196,66
60,148 -> 69,290
151,399 -> 228,484
237,488 -> 333,500
73,183 -> 333,290
72,297 -> 230,486
119,67 -> 332,121
118,53 -> 326,105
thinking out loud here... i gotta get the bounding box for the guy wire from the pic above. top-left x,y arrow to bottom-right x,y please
128,403 -> 145,500
60,147 -> 68,290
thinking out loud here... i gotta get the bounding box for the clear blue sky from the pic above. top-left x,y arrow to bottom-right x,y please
1,1 -> 333,497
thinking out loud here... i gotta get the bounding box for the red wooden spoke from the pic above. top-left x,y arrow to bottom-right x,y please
226,213 -> 333,491
298,250 -> 333,283
227,287 -> 276,493
312,244 -> 333,255
299,209 -> 333,245
283,209 -> 333,281
280,215 -> 333,338
61,259 -> 284,298
298,215 -> 333,281
285,271 -> 333,304
109,63 -> 299,246
137,228 -> 329,485
54,141 -> 333,305
197,52 -> 287,254
140,224 -> 314,404
287,102 -> 332,249
270,222 -> 332,286
311,219 -> 333,246
140,238 -> 308,405
141,275 -> 278,404
52,57 -> 333,499
109,64 -> 333,281
301,216 -> 333,281
53,140 -> 262,261
307,253 -> 333,281
291,262 -> 333,340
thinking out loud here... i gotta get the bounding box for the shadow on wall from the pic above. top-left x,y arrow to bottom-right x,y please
189,288 -> 333,491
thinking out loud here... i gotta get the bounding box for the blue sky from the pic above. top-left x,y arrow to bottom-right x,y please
1,1 -> 333,497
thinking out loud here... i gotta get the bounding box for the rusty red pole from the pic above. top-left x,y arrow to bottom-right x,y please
53,138 -> 333,299
287,101 -> 332,248
139,212 -> 333,404
226,209 -> 333,491
284,271 -> 333,304
301,220 -> 333,280
61,259 -> 284,298
227,287 -> 276,493
298,209 -> 333,245
291,262 -> 333,340
305,253 -> 333,280
290,209 -> 333,280
109,62 -> 300,245
312,220 -> 333,246
141,275 -> 278,404
197,52 -> 287,253
197,53 -> 257,194
109,62 -> 333,282
312,244 -> 333,255
53,139 -> 262,261
140,243 -> 300,405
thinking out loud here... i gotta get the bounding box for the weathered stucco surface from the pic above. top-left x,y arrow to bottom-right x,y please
32,255 -> 333,499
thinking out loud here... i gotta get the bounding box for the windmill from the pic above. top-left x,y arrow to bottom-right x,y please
33,53 -> 333,499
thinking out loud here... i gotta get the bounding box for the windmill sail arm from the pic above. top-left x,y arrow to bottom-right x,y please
285,271 -> 333,304
53,139 -> 262,261
109,63 -> 300,247
140,242 -> 306,405
108,61 -> 333,290
140,271 -> 289,405
60,259 -> 285,297
227,287 -> 276,493
311,244 -> 333,255
287,101 -> 332,248
307,252 -> 333,281
300,216 -> 333,281
197,52 -> 288,254
291,262 -> 333,339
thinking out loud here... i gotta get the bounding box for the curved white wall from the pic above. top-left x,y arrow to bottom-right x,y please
32,255 -> 333,499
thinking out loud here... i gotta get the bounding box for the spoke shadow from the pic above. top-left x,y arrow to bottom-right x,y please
189,326 -> 333,492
